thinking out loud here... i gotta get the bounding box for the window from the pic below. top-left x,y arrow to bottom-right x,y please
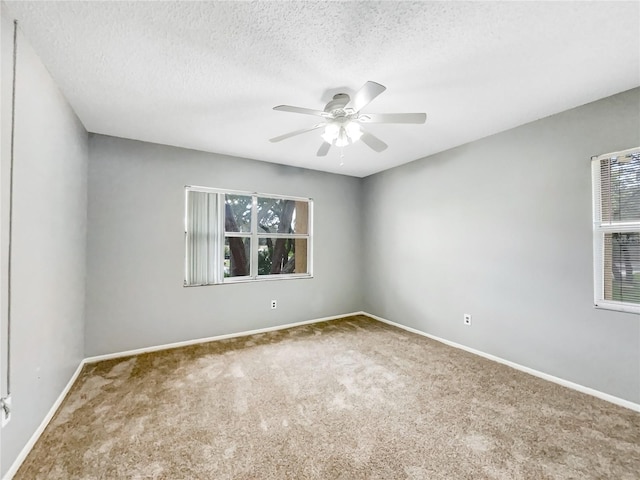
185,186 -> 312,285
592,147 -> 640,313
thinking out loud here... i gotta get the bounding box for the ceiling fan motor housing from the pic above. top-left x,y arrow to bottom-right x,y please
324,93 -> 351,115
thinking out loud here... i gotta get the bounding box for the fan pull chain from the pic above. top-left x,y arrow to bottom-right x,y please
340,147 -> 344,166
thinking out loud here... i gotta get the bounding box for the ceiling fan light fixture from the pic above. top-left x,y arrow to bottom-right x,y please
345,121 -> 362,142
321,123 -> 340,144
335,127 -> 350,147
322,120 -> 362,147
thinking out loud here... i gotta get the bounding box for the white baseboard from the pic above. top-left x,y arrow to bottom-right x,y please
3,360 -> 85,480
363,311 -> 640,413
84,312 -> 361,364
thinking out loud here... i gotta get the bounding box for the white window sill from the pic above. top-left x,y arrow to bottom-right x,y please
594,301 -> 640,315
184,274 -> 313,287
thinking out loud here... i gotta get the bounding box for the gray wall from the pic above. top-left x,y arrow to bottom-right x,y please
0,10 -> 88,476
362,88 -> 640,404
85,135 -> 363,356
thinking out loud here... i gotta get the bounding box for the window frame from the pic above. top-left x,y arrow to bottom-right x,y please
592,147 -> 640,314
184,185 -> 313,286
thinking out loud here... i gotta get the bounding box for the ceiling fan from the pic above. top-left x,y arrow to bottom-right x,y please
269,81 -> 426,157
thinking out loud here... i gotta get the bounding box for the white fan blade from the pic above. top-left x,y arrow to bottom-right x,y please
274,105 -> 330,117
269,124 -> 325,143
358,113 -> 426,124
360,130 -> 388,152
346,81 -> 386,112
317,142 -> 331,157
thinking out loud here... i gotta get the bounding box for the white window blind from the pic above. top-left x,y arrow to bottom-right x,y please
185,190 -> 221,285
592,147 -> 640,313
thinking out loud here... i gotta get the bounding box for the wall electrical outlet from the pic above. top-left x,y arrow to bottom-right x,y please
463,314 -> 472,326
270,300 -> 277,309
1,396 -> 12,427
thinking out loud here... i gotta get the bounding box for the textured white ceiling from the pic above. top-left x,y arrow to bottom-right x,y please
5,1 -> 640,177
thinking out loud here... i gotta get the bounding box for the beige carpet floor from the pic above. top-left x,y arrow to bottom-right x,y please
15,315 -> 640,479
